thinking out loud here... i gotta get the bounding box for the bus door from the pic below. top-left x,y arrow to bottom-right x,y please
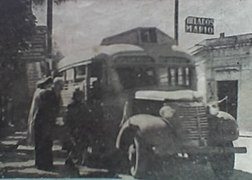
87,61 -> 103,103
61,68 -> 75,107
86,60 -> 105,141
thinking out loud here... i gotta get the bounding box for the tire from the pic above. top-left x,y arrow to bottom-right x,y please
209,142 -> 235,180
127,136 -> 148,178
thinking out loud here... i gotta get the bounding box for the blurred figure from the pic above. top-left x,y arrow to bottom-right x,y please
27,77 -> 53,146
90,80 -> 102,101
6,97 -> 14,127
64,88 -> 93,166
0,95 -> 14,128
34,77 -> 64,171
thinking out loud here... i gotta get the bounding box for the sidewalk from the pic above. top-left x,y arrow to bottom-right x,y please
0,128 -> 120,178
0,130 -> 79,178
0,126 -> 19,158
234,130 -> 252,174
239,130 -> 252,138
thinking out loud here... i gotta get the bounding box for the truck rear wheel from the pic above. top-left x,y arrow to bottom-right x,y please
209,142 -> 235,180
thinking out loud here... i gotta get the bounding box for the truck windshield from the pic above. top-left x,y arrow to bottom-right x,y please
116,66 -> 194,90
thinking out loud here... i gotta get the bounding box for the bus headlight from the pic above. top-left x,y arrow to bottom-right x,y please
159,105 -> 176,119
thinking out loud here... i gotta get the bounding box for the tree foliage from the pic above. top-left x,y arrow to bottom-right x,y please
0,0 -> 36,59
0,0 -> 37,122
0,0 -> 36,93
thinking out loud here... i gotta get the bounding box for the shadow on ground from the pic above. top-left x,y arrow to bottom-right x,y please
1,131 -> 252,179
144,164 -> 252,180
1,164 -> 79,178
2,148 -> 252,179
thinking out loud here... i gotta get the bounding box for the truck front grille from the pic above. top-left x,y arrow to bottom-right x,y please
132,99 -> 209,145
178,104 -> 209,142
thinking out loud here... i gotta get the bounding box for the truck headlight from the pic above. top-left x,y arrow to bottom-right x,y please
208,104 -> 219,116
159,105 -> 176,119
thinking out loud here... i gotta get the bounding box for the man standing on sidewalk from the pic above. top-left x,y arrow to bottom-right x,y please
27,77 -> 53,146
34,77 -> 64,171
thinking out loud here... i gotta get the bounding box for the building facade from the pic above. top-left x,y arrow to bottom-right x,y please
191,33 -> 252,131
22,26 -> 49,95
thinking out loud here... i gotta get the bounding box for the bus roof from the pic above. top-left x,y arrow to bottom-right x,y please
57,44 -> 195,71
57,44 -> 144,71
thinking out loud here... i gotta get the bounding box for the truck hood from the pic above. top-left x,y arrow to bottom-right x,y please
135,90 -> 203,101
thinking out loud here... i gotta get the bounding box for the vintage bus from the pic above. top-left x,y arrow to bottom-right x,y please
57,43 -> 246,179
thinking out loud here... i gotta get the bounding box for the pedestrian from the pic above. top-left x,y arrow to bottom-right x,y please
64,88 -> 93,166
27,76 -> 53,146
34,77 -> 64,171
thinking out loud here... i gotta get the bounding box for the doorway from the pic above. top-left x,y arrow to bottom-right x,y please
217,80 -> 238,119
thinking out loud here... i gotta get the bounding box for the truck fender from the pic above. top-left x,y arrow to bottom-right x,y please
116,119 -> 139,150
116,114 -> 177,155
209,111 -> 239,143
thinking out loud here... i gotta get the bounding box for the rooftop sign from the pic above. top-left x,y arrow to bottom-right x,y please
185,16 -> 214,35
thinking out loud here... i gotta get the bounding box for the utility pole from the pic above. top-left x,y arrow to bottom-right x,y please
174,0 -> 179,45
47,0 -> 53,73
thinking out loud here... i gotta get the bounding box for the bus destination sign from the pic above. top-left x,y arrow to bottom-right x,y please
185,16 -> 214,35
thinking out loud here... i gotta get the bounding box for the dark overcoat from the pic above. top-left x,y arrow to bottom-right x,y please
34,89 -> 61,168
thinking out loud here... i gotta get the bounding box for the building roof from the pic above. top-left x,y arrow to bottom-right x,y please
101,27 -> 175,46
190,32 -> 252,55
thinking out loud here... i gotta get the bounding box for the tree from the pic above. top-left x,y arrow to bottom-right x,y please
0,0 -> 36,58
0,0 -> 36,126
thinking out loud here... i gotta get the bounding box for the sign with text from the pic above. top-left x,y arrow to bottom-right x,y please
185,16 -> 214,35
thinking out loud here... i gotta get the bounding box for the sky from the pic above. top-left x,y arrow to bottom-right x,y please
32,0 -> 252,57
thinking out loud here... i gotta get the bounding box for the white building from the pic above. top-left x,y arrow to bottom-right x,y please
191,33 -> 252,131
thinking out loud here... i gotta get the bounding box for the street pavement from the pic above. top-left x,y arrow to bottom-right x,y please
1,130 -> 252,179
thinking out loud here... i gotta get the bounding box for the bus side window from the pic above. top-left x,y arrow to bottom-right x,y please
170,68 -> 175,85
158,67 -> 190,87
75,65 -> 86,82
158,67 -> 169,86
66,68 -> 75,84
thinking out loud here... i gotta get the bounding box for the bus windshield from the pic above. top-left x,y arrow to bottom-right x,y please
116,65 -> 194,90
116,67 -> 156,89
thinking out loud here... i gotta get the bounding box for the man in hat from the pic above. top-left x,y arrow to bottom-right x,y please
34,77 -> 64,170
27,76 -> 53,146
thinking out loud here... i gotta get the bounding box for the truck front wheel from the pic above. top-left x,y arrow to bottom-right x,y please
209,142 -> 235,180
127,136 -> 149,178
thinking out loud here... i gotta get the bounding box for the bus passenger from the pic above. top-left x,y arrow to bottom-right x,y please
64,88 -> 93,166
90,80 -> 102,101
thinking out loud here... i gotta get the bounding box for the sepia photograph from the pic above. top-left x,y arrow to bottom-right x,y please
0,0 -> 251,179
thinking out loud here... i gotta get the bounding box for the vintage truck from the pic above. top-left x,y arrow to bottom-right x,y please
116,89 -> 246,179
57,29 -> 247,179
